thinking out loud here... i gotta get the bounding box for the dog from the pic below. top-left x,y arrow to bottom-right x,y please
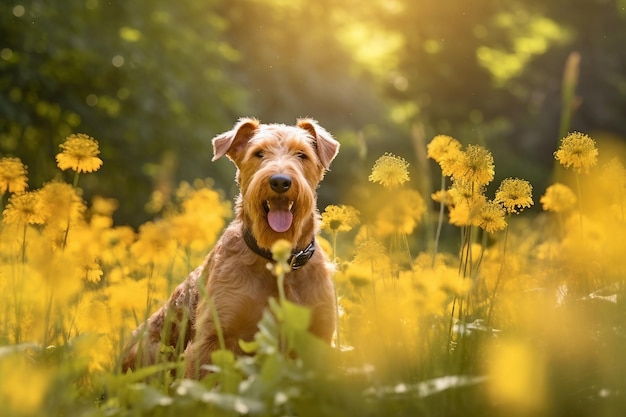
121,118 -> 339,379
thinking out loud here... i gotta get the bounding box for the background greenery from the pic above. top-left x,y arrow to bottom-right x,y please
3,2 -> 626,416
3,0 -> 626,225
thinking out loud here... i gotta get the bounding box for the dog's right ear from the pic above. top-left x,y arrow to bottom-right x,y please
212,117 -> 260,162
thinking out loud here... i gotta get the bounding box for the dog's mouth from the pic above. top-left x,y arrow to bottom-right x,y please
263,199 -> 294,233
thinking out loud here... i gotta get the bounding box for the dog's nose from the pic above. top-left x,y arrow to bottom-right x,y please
269,174 -> 292,193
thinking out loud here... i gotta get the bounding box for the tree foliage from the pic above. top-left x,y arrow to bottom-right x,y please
2,0 -> 626,224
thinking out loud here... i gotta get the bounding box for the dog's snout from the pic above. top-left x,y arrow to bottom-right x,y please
269,174 -> 292,193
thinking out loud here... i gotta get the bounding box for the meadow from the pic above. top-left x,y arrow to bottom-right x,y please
1,129 -> 625,417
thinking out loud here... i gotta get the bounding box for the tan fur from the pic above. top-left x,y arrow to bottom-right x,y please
121,118 -> 339,379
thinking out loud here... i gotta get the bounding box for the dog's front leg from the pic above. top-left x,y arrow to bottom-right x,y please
121,266 -> 202,372
184,291 -> 258,379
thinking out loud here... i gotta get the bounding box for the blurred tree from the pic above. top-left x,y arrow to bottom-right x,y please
0,0 -> 245,225
2,0 -> 626,226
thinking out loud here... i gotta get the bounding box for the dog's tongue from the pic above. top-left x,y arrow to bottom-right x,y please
268,208 -> 293,233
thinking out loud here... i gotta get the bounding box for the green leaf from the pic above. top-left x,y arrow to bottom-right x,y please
211,349 -> 236,368
282,300 -> 312,331
239,338 -> 259,354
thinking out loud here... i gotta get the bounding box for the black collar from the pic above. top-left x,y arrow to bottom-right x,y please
243,229 -> 316,270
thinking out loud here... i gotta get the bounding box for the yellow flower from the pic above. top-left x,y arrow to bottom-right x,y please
2,191 -> 47,225
427,135 -> 463,177
38,180 -> 86,227
55,133 -> 103,173
353,237 -> 389,266
554,132 -> 598,174
431,189 -> 455,206
0,157 -> 28,195
448,197 -> 486,227
321,205 -> 360,233
540,183 -> 577,213
449,178 -> 485,206
130,220 -> 177,265
0,354 -> 51,414
477,201 -> 507,233
451,145 -> 495,186
602,157 -> 626,189
494,178 -> 534,214
374,189 -> 426,236
369,153 -> 410,189
271,239 -> 293,264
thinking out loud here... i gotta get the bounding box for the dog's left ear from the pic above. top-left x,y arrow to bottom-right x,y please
296,118 -> 340,169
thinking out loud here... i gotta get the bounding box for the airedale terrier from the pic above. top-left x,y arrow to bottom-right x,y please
121,118 -> 339,379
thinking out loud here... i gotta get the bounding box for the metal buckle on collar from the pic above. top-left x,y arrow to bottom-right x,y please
288,241 -> 316,270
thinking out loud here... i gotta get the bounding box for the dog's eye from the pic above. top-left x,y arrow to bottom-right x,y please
297,151 -> 308,160
254,150 -> 264,158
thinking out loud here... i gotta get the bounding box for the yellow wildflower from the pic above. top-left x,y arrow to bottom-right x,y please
431,189 -> 455,206
427,135 -> 463,176
0,354 -> 51,415
374,189 -> 426,236
38,180 -> 86,227
55,133 -> 103,173
448,198 -> 485,227
495,178 -> 534,214
449,178 -> 487,208
477,200 -> 507,233
0,157 -> 28,194
540,183 -> 577,213
91,196 -> 119,216
130,220 -> 177,265
369,153 -> 410,189
451,145 -> 495,186
554,132 -> 598,174
83,259 -> 104,283
271,239 -> 292,264
602,157 -> 626,190
353,237 -> 389,266
2,191 -> 46,225
321,205 -> 360,233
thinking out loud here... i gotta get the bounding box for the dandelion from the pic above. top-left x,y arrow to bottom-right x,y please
2,191 -> 46,225
83,259 -> 104,283
431,189 -> 454,206
0,157 -> 28,195
130,220 -> 177,266
494,178 -> 534,214
321,205 -> 360,233
271,239 -> 292,265
369,153 -> 410,189
540,183 -> 577,213
428,136 -> 463,264
55,133 -> 103,174
0,354 -> 51,414
353,237 -> 388,266
38,181 -> 86,226
449,178 -> 486,206
451,145 -> 495,186
427,135 -> 463,176
554,132 -> 598,174
374,190 -> 426,236
477,201 -> 507,233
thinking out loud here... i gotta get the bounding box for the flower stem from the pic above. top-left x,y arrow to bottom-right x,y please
331,231 -> 341,350
432,175 -> 446,267
487,215 -> 510,326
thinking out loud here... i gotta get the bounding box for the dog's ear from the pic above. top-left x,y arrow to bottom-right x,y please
212,117 -> 260,162
296,118 -> 340,169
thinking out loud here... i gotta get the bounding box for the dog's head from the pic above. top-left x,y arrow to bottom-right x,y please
212,118 -> 339,249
